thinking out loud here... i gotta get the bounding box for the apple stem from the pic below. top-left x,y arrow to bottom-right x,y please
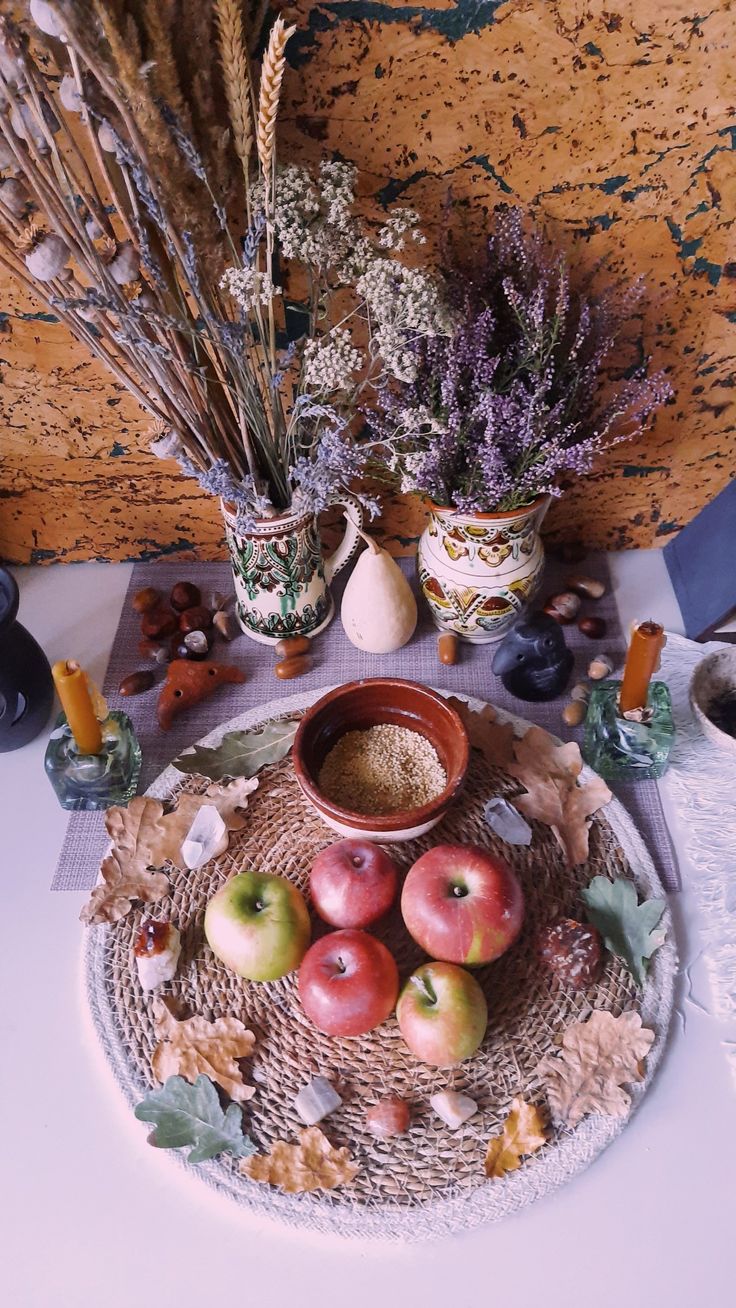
410,973 -> 437,1005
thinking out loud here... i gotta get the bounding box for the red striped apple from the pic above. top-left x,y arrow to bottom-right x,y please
397,961 -> 487,1067
299,929 -> 399,1037
309,839 -> 399,928
204,870 -> 310,981
401,843 -> 524,965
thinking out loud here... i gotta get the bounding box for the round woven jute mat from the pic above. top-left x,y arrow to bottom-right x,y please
84,688 -> 676,1241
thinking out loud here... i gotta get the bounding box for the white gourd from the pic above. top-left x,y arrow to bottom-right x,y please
341,520 -> 417,653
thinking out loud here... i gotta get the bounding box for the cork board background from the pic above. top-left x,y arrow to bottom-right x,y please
1,0 -> 734,564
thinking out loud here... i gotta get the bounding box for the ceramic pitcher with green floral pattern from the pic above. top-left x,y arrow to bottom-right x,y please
222,502 -> 363,644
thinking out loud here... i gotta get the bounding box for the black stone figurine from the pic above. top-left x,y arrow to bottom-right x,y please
492,610 -> 574,702
0,567 -> 55,752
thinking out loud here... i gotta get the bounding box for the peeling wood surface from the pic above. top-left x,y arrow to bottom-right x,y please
1,0 -> 734,563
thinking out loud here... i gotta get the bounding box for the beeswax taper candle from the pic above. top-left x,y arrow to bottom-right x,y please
51,660 -> 103,754
618,621 -> 665,714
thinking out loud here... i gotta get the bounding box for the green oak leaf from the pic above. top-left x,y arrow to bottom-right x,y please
581,876 -> 666,988
134,1074 -> 257,1163
172,719 -> 299,781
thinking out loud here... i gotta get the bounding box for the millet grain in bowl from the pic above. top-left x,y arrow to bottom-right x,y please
317,723 -> 447,816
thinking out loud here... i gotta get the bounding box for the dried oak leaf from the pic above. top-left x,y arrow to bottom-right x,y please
536,1009 -> 655,1127
446,697 -> 516,769
241,1126 -> 359,1193
484,1097 -> 547,1179
81,779 -> 259,925
151,998 -> 256,1104
79,851 -> 169,926
507,725 -> 611,866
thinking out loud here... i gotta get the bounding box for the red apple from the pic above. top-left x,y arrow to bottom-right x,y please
298,929 -> 399,1037
401,843 -> 524,965
309,839 -> 399,928
396,962 -> 488,1067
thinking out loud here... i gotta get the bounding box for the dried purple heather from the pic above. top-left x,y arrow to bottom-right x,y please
368,206 -> 672,513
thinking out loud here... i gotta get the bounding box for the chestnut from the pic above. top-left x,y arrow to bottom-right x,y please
132,586 -> 160,614
170,581 -> 201,612
178,605 -> 213,634
141,609 -> 177,639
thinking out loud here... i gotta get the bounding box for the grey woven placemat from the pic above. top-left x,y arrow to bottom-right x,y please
52,552 -> 679,892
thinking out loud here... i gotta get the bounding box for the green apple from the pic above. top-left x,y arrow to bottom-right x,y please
396,961 -> 488,1067
204,870 -> 310,981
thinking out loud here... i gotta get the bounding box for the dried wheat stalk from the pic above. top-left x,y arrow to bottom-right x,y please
215,0 -> 254,180
256,15 -> 294,176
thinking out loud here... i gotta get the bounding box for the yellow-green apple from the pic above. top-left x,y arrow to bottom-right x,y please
401,843 -> 523,965
396,961 -> 487,1067
204,870 -> 310,981
309,839 -> 399,928
298,928 -> 399,1036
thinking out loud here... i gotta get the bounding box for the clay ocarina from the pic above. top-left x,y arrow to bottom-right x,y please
491,611 -> 573,702
157,659 -> 246,730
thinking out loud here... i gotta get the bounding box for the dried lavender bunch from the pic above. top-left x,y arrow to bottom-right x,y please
369,206 -> 673,512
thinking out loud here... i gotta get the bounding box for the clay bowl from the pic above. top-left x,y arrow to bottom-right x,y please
689,648 -> 736,756
292,678 -> 470,842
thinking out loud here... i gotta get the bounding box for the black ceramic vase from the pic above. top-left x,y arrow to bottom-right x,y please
0,567 -> 55,751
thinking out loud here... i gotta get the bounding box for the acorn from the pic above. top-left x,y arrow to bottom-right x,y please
119,670 -> 155,696
562,701 -> 586,727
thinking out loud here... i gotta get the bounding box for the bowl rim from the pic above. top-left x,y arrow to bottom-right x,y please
292,677 -> 470,832
689,648 -> 736,743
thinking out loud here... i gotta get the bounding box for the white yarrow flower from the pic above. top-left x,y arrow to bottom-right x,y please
220,266 -> 281,310
303,327 -> 363,393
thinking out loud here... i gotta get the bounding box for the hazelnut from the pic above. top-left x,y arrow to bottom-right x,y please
170,581 -> 201,612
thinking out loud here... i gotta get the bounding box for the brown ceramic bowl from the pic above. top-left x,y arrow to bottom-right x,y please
292,678 -> 470,842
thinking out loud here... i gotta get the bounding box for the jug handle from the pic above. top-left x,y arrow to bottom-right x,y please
323,498 -> 364,584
